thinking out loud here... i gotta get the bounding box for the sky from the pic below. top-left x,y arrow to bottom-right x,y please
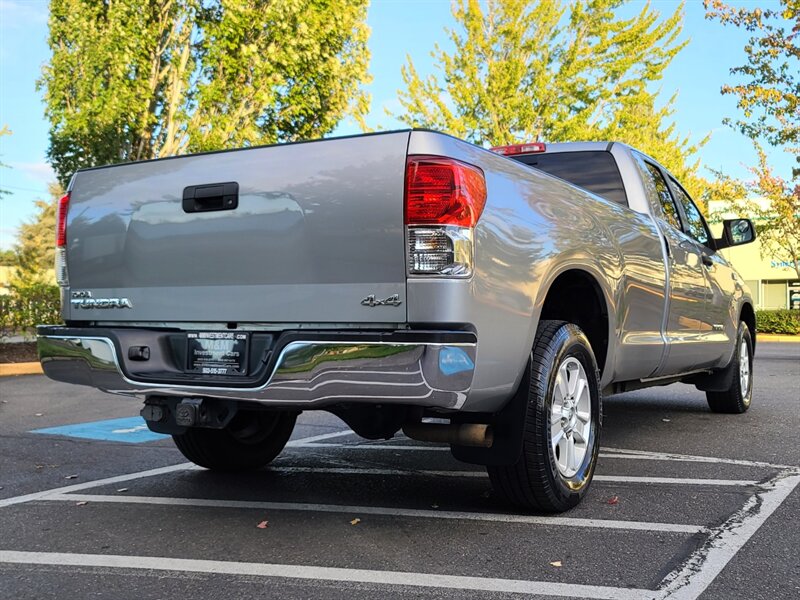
0,0 -> 794,251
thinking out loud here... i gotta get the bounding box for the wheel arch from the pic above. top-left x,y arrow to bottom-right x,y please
740,301 -> 756,350
535,266 -> 613,380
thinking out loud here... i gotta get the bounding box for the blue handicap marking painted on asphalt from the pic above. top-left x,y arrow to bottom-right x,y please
438,346 -> 475,376
32,416 -> 168,443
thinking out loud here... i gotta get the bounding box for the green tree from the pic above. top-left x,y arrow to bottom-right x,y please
705,0 -> 799,276
12,182 -> 64,286
597,90 -> 710,208
0,250 -> 17,266
395,0 -> 705,197
710,149 -> 800,279
705,0 -> 799,171
40,0 -> 371,187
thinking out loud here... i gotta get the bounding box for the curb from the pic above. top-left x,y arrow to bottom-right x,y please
0,362 -> 43,377
759,334 -> 800,343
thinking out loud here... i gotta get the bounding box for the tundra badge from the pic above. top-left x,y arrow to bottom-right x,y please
71,290 -> 133,309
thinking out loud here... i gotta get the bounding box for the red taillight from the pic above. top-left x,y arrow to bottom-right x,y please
491,142 -> 546,156
56,193 -> 70,247
405,156 -> 487,227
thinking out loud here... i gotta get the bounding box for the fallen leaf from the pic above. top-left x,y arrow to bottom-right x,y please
350,518 -> 361,526
550,561 -> 562,567
607,495 -> 619,505
116,488 -> 128,493
64,475 -> 78,480
256,520 -> 269,529
76,501 -> 88,506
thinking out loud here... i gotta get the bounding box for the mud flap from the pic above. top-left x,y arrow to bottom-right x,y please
450,361 -> 530,466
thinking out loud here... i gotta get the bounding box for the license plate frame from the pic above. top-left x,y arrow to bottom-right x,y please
186,331 -> 249,376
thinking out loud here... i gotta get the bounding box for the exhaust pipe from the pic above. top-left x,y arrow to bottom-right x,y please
402,422 -> 493,448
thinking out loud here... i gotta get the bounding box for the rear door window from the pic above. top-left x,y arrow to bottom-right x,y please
634,156 -> 682,230
669,178 -> 711,246
513,151 -> 628,207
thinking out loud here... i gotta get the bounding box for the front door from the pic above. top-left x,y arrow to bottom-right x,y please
636,159 -> 710,376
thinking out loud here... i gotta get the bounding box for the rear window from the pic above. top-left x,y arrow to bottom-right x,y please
513,151 -> 628,206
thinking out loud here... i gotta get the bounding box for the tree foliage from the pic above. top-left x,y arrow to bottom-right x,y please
710,148 -> 800,279
40,0 -> 372,186
395,0 -> 705,197
705,0 -> 799,168
11,182 -> 64,286
0,249 -> 16,266
705,0 -> 799,277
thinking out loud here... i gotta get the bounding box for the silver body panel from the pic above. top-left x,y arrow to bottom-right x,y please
41,130 -> 753,413
64,132 -> 410,323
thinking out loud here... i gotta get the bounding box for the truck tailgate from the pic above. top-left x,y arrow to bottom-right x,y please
64,132 -> 410,324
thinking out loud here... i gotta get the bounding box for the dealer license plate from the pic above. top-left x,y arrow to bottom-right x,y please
186,331 -> 249,376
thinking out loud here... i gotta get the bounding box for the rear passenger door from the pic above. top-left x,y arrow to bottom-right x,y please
667,178 -> 731,367
635,158 -> 710,376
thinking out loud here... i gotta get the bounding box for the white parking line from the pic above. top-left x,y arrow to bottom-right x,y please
294,442 -> 449,450
655,471 -> 800,599
0,429 -> 352,509
294,442 -> 798,471
0,550 -> 655,600
44,492 -> 707,534
0,463 -> 193,509
594,475 -> 759,487
602,448 -> 797,470
285,430 -> 354,447
267,466 -> 759,486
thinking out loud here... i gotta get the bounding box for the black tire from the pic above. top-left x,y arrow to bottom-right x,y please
706,322 -> 753,414
172,410 -> 297,471
487,320 -> 601,513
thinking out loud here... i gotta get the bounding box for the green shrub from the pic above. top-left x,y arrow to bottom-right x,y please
756,309 -> 800,335
0,283 -> 62,337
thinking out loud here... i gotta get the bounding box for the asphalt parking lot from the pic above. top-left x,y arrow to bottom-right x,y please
1,342 -> 798,599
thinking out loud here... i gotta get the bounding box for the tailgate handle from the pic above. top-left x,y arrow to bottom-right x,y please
183,182 -> 239,213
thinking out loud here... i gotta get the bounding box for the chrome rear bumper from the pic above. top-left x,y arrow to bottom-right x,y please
37,329 -> 476,410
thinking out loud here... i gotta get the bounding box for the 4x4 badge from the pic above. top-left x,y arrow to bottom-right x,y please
361,294 -> 402,307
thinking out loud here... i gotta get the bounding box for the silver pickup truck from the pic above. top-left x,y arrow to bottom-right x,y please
38,130 -> 757,513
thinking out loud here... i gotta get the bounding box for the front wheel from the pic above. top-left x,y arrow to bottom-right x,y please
706,322 -> 754,414
172,410 -> 297,471
488,320 -> 601,512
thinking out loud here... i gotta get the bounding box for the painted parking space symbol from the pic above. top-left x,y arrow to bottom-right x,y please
31,416 -> 168,444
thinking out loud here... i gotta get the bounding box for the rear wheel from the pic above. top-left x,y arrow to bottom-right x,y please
488,320 -> 601,512
706,322 -> 753,414
172,410 -> 297,471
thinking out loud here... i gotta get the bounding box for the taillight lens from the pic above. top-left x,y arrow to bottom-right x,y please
405,156 -> 486,278
55,193 -> 70,286
56,193 -> 70,247
405,156 -> 486,227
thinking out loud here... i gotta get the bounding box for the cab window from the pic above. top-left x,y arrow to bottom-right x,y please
669,179 -> 710,246
639,160 -> 682,230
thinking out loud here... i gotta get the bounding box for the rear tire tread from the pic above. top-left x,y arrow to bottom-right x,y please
488,320 -> 600,512
172,411 -> 297,472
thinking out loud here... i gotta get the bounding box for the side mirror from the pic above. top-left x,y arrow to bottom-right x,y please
715,218 -> 756,250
